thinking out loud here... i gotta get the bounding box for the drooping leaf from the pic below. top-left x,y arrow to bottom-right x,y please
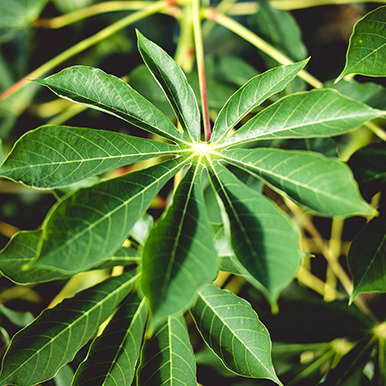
347,214 -> 386,300
137,314 -> 196,386
141,162 -> 217,327
337,5 -> 386,81
0,125 -> 181,188
0,271 -> 139,386
222,147 -> 374,217
216,89 -> 382,147
210,59 -> 309,144
208,162 -> 300,304
136,31 -> 201,143
72,293 -> 147,386
33,157 -> 188,275
190,283 -> 281,385
34,66 -> 188,145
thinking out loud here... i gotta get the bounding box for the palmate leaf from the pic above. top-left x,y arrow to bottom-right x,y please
190,283 -> 281,385
141,161 -> 217,327
215,89 -> 382,147
222,147 -> 373,217
33,157 -> 188,275
210,59 -> 309,144
136,31 -> 201,144
0,125 -> 181,188
34,66 -> 189,145
72,293 -> 147,386
137,314 -> 196,386
337,6 -> 386,81
208,162 -> 300,304
0,271 -> 139,386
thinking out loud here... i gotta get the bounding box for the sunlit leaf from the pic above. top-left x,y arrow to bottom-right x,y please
72,293 -> 147,386
137,31 -> 201,143
191,283 -> 281,385
0,125 -> 181,188
0,271 -> 139,386
337,5 -> 386,81
137,314 -> 196,386
222,147 -> 373,217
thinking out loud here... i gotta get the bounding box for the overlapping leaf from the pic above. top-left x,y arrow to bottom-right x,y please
137,314 -> 196,386
34,66 -> 188,145
190,283 -> 281,385
208,162 -> 300,304
215,89 -> 382,147
141,162 -> 217,326
137,30 -> 201,143
0,271 -> 139,386
210,59 -> 309,144
33,157 -> 187,274
72,293 -> 147,386
0,125 -> 181,188
222,147 -> 373,217
337,6 -> 386,81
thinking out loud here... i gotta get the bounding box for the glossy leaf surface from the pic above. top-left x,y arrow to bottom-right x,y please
72,293 -> 147,386
0,125 -> 180,188
138,314 -> 196,386
191,283 -> 281,384
337,6 -> 386,80
222,147 -> 373,217
0,271 -> 139,386
216,89 -> 382,147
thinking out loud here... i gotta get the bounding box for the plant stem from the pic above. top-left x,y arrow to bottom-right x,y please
269,0 -> 386,11
202,8 -> 323,89
0,0 -> 174,103
193,0 -> 211,142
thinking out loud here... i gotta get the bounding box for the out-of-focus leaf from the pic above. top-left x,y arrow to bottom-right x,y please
217,89 -> 382,147
337,6 -> 386,81
0,305 -> 34,328
191,283 -> 282,385
282,137 -> 339,158
195,345 -> 236,378
137,314 -> 196,386
0,271 -> 139,386
0,126 -> 181,188
222,147 -> 373,217
141,163 -> 217,327
52,0 -> 92,14
347,213 -> 386,300
129,212 -> 153,246
52,365 -> 74,386
72,293 -> 147,386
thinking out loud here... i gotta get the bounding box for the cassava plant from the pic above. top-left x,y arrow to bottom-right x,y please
0,1 -> 386,385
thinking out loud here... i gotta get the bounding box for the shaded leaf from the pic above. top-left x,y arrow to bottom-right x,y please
137,314 -> 196,386
0,305 -> 34,328
337,6 -> 386,81
217,89 -> 382,147
52,365 -> 74,386
137,31 -> 201,143
0,271 -> 139,386
222,147 -> 373,217
72,293 -> 147,386
141,163 -> 217,326
191,283 -> 281,384
34,66 -> 187,145
210,59 -> 309,144
0,125 -> 181,188
34,157 -> 187,275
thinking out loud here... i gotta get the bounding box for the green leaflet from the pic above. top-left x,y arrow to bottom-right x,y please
72,293 -> 148,386
137,314 -> 196,386
215,89 -> 382,147
137,31 -> 201,144
222,147 -> 374,217
207,162 -> 300,304
141,162 -> 217,327
337,5 -> 386,81
0,125 -> 181,188
191,283 -> 282,385
33,157 -> 188,275
0,271 -> 139,386
210,59 -> 309,144
34,66 -> 187,145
